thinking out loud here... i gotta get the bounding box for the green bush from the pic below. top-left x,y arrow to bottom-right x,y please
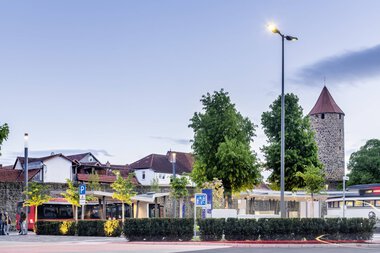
202,218 -> 376,241
224,218 -> 259,241
35,221 -> 75,236
123,218 -> 194,241
77,220 -> 105,236
197,218 -> 225,241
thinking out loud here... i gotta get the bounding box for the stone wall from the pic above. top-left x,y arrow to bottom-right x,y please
0,182 -> 69,223
0,182 -> 197,221
310,112 -> 345,185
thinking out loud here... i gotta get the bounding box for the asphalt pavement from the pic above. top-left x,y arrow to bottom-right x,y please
0,232 -> 379,253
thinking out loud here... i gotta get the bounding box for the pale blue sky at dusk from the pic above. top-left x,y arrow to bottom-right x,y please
1,1 -> 380,169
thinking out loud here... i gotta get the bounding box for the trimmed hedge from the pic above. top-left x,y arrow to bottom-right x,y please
35,220 -> 122,237
123,218 -> 194,241
197,218 -> 225,241
35,221 -> 76,236
199,218 -> 376,241
224,218 -> 259,241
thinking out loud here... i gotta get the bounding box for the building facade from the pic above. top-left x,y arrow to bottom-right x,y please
309,86 -> 345,188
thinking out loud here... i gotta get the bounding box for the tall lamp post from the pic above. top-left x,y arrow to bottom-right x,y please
24,133 -> 29,234
170,152 -> 177,217
268,23 -> 298,218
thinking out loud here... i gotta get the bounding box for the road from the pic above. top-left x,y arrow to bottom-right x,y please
0,233 -> 379,253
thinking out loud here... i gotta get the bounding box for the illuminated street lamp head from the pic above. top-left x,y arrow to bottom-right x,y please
170,152 -> 176,163
24,133 -> 29,148
267,23 -> 280,34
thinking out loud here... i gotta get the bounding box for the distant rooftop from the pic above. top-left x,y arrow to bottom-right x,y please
309,86 -> 344,115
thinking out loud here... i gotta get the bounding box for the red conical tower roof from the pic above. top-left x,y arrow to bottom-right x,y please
309,86 -> 344,115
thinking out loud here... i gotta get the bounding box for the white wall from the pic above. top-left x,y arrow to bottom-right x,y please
43,157 -> 73,183
134,169 -> 155,186
14,160 -> 23,170
135,169 -> 194,187
300,201 -> 320,218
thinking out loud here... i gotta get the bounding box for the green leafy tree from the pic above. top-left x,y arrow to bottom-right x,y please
0,123 -> 9,156
23,182 -> 51,224
150,177 -> 160,193
261,93 -> 322,190
170,176 -> 189,217
88,169 -> 101,191
202,178 -> 224,209
189,89 -> 261,206
348,139 -> 380,185
296,164 -> 325,217
61,179 -> 80,221
110,171 -> 136,222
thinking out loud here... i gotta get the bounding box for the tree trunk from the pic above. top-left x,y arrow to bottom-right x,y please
225,190 -> 232,208
311,193 -> 314,218
179,198 -> 183,218
35,206 -> 38,224
122,202 -> 125,222
34,206 -> 38,232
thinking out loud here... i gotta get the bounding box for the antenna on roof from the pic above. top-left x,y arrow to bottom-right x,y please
323,76 -> 326,87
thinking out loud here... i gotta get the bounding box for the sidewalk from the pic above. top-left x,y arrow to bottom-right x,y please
0,232 -> 379,247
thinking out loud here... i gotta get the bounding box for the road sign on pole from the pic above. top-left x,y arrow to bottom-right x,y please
79,184 -> 86,195
194,193 -> 208,238
79,184 -> 86,206
195,193 -> 207,207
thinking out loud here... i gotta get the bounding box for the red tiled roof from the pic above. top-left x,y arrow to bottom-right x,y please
16,153 -> 72,167
0,168 -> 41,182
129,151 -> 193,174
66,152 -> 100,163
66,153 -> 90,161
309,86 -> 344,115
1,165 -> 13,170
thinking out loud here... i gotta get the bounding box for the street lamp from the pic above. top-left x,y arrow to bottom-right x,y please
24,133 -> 29,234
170,152 -> 177,217
268,23 -> 298,218
342,175 -> 349,218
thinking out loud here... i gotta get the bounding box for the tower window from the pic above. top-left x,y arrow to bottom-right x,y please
142,171 -> 146,180
321,113 -> 325,119
339,114 -> 342,119
339,146 -> 342,151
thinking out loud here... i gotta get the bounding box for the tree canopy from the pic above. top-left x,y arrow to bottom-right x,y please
189,89 -> 261,197
61,179 -> 80,221
170,176 -> 189,199
261,93 -> 322,190
296,164 -> 325,194
348,139 -> 380,185
0,123 -> 9,156
23,182 -> 51,223
110,171 -> 136,222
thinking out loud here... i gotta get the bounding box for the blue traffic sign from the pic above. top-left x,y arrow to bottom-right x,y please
79,184 -> 86,195
195,193 -> 207,207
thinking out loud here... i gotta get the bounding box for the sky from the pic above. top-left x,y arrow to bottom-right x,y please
1,1 -> 380,171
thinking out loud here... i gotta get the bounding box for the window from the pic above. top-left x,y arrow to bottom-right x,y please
375,200 -> 380,207
339,114 -> 342,119
321,113 -> 325,119
339,146 -> 342,151
142,171 -> 146,180
354,200 -> 363,207
345,201 -> 353,207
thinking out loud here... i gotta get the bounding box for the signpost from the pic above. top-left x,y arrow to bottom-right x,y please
202,189 -> 213,218
79,184 -> 86,219
194,193 -> 207,238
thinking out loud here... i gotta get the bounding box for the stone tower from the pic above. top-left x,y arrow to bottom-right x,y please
309,86 -> 345,189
